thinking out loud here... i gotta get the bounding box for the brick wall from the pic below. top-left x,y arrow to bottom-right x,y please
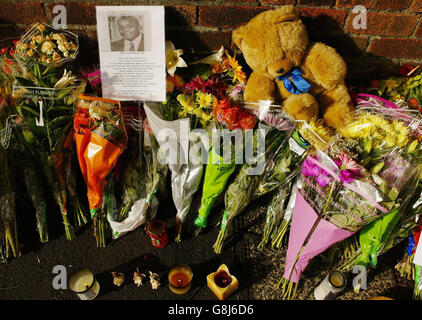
1,0 -> 422,83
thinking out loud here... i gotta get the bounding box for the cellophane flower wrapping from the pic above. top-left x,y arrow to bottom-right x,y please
283,143 -> 420,287
105,106 -> 167,239
0,38 -> 22,258
74,95 -> 127,246
14,23 -> 78,71
335,95 -> 422,271
144,101 -> 205,242
9,23 -> 86,241
214,117 -> 306,254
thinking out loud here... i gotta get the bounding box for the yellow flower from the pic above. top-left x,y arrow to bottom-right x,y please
225,50 -> 246,84
34,35 -> 44,44
392,120 -> 410,147
37,24 -> 46,33
385,79 -> 398,93
177,94 -> 196,112
196,92 -> 213,109
89,101 -> 113,120
201,111 -> 213,122
41,41 -> 56,55
298,118 -> 334,150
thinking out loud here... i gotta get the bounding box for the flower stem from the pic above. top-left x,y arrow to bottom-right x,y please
271,219 -> 290,249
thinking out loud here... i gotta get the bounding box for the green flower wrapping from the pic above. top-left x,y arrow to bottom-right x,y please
194,146 -> 237,229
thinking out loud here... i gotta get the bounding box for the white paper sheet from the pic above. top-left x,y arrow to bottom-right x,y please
415,238 -> 422,267
96,6 -> 166,101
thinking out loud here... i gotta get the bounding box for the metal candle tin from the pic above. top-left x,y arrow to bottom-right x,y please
147,219 -> 168,248
68,269 -> 100,300
314,271 -> 347,300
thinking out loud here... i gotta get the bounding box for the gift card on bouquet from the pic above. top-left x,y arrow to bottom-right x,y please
96,6 -> 166,101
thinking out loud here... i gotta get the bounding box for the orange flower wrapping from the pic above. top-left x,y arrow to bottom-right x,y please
74,95 -> 127,212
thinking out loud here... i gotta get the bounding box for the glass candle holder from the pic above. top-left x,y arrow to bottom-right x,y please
147,219 -> 168,248
68,269 -> 100,300
314,271 -> 346,300
168,265 -> 193,295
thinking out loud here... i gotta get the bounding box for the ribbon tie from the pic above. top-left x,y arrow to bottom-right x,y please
277,67 -> 311,95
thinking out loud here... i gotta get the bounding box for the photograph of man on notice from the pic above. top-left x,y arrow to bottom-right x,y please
108,14 -> 146,52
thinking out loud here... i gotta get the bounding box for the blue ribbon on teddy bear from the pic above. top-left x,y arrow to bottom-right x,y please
277,67 -> 311,95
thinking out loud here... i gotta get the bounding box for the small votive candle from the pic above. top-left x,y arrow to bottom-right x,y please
314,271 -> 346,300
168,265 -> 193,295
147,220 -> 169,248
68,269 -> 100,300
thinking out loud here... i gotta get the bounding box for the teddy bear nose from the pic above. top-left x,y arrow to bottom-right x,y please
277,68 -> 285,74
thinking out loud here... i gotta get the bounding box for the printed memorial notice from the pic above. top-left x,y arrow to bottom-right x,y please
96,6 -> 166,101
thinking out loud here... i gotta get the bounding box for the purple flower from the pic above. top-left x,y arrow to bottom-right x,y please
334,153 -> 362,184
380,154 -> 411,191
302,156 -> 333,187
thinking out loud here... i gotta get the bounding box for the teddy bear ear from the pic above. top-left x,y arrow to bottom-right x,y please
272,5 -> 300,24
232,25 -> 247,49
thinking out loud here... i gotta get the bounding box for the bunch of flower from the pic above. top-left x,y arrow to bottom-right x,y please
212,98 -> 256,130
15,24 -> 78,66
330,98 -> 422,292
74,95 -> 127,247
366,64 -> 422,112
13,69 -> 87,241
12,24 -> 86,243
279,144 -> 418,299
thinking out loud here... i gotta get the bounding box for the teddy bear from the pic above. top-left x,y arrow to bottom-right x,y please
232,5 -> 354,129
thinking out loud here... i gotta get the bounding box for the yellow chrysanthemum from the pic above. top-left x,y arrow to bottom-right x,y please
299,118 -> 334,150
196,92 -> 213,109
390,120 -> 410,147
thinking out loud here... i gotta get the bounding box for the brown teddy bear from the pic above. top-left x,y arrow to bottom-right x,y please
232,5 -> 354,129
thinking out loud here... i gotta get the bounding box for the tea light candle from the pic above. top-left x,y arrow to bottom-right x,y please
207,264 -> 238,300
68,269 -> 100,300
168,265 -> 193,295
314,271 -> 346,300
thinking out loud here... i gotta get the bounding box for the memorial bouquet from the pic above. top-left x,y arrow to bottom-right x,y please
213,113 -> 313,254
330,96 -> 422,290
259,122 -> 333,251
0,44 -> 21,258
185,49 -> 256,233
105,106 -> 168,239
279,142 -> 418,299
11,23 -> 86,241
74,95 -> 127,247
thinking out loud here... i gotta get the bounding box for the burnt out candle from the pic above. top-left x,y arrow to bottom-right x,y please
68,269 -> 100,300
314,271 -> 346,300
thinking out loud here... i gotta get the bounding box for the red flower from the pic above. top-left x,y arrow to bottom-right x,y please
238,112 -> 257,130
3,64 -> 11,75
0,47 -> 8,55
9,47 -> 15,58
223,106 -> 240,125
409,97 -> 419,110
4,59 -> 13,65
213,98 -> 231,118
400,64 -> 415,77
370,80 -> 379,88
